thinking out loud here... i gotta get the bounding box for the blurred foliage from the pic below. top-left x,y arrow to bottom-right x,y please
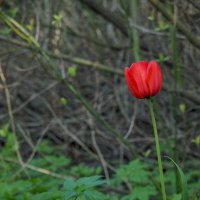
0,128 -> 199,199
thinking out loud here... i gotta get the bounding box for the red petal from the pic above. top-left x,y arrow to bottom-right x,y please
129,61 -> 149,98
125,67 -> 141,98
147,61 -> 162,97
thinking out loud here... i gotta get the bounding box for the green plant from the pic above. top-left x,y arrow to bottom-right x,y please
0,129 -> 103,199
68,66 -> 77,77
148,99 -> 167,200
166,156 -> 188,200
113,159 -> 157,200
63,176 -> 108,200
155,20 -> 169,32
0,133 -> 199,200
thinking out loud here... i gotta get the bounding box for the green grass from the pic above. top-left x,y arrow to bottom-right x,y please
0,130 -> 199,200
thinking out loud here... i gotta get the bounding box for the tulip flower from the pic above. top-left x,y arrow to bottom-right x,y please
125,60 -> 162,99
124,60 -> 167,200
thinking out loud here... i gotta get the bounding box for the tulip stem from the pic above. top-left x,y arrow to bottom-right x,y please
148,98 -> 167,200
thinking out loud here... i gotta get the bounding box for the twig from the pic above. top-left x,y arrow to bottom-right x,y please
148,0 -> 200,49
43,99 -> 116,172
12,123 -> 51,179
87,113 -> 110,180
124,101 -> 138,139
0,9 -> 135,154
3,157 -> 69,180
0,81 -> 59,119
0,36 -> 199,104
78,0 -> 129,37
0,65 -> 27,174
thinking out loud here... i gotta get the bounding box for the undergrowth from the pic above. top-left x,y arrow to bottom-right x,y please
0,128 -> 199,200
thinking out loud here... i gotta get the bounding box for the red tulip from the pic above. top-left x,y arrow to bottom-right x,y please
125,60 -> 162,99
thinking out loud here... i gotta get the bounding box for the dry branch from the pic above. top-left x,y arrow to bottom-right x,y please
148,0 -> 200,49
78,0 -> 129,37
0,36 -> 200,104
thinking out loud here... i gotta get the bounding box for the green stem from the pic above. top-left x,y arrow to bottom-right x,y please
148,98 -> 167,200
131,0 -> 140,61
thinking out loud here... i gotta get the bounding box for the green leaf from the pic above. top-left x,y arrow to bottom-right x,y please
70,164 -> 101,177
1,134 -> 18,157
0,123 -> 10,137
68,66 -> 77,77
179,103 -> 186,113
32,191 -> 63,200
63,176 -> 106,200
52,13 -> 63,26
192,135 -> 200,146
122,186 -> 157,200
64,191 -> 77,200
0,11 -> 40,47
83,190 -> 108,200
169,194 -> 182,200
115,159 -> 149,184
77,176 -> 105,189
60,97 -> 68,106
148,15 -> 154,21
165,156 -> 188,200
64,178 -> 76,190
